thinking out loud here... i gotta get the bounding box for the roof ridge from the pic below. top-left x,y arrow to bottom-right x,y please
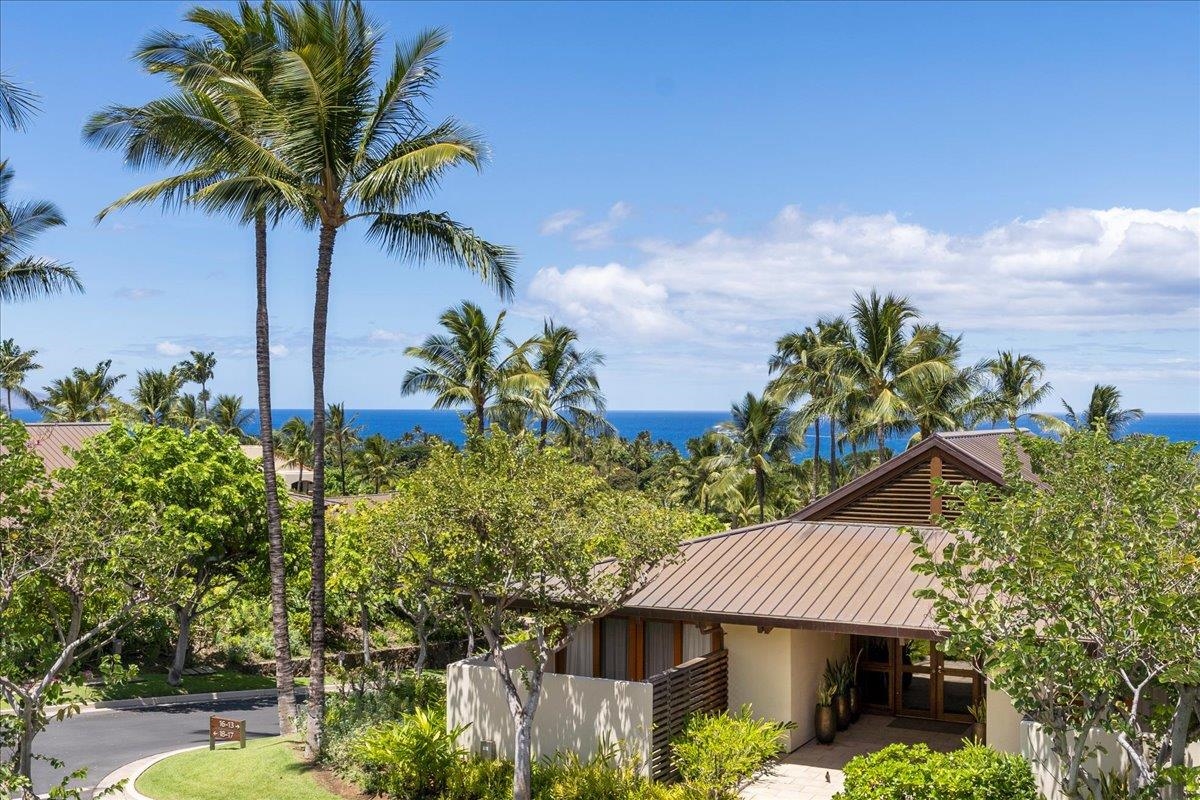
936,428 -> 1022,438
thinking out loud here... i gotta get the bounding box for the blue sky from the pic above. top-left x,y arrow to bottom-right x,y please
1,0 -> 1197,411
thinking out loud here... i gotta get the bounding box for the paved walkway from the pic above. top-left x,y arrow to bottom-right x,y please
742,714 -> 969,800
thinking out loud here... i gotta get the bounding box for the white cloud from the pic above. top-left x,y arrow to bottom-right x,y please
367,328 -> 409,344
539,209 -> 584,236
155,340 -> 187,357
114,287 -> 161,301
269,344 -> 290,357
529,207 -> 1200,348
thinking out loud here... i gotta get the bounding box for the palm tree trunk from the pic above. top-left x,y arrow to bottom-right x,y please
755,466 -> 766,524
476,396 -> 486,435
876,423 -> 887,463
306,222 -> 337,759
828,415 -> 838,490
253,210 -> 298,734
538,416 -> 549,449
811,418 -> 821,499
338,438 -> 347,494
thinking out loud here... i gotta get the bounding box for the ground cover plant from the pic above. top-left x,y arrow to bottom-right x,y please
834,743 -> 1038,800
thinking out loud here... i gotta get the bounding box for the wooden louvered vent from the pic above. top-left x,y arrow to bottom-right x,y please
824,453 -> 974,525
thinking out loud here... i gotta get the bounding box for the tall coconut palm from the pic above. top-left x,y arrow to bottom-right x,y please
402,302 -> 544,435
706,392 -> 799,524
671,431 -> 726,515
821,291 -> 956,462
0,339 -> 41,412
359,433 -> 399,493
982,350 -> 1054,429
211,393 -> 253,440
0,72 -> 39,131
896,327 -> 988,446
1061,384 -> 1144,439
132,368 -> 184,425
174,393 -> 207,432
278,416 -> 314,489
83,2 -> 303,731
246,6 -> 516,753
326,402 -> 362,494
40,361 -> 124,421
177,350 -> 217,416
0,162 -> 82,303
528,321 -> 611,448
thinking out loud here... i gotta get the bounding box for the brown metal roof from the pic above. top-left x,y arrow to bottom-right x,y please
619,519 -> 949,638
22,422 -> 109,473
792,429 -> 1039,522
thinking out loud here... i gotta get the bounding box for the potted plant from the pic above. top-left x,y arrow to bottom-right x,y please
815,679 -> 837,744
847,649 -> 862,723
968,701 -> 986,743
825,658 -> 851,730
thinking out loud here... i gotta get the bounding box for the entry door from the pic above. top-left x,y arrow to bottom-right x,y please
935,643 -> 981,723
898,639 -> 935,717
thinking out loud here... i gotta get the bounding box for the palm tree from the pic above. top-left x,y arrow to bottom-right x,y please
83,2 -> 302,731
132,368 -> 184,425
40,360 -> 124,421
174,393 -> 207,432
1061,384 -> 1144,439
0,162 -> 82,303
359,433 -> 399,493
671,431 -> 726,515
249,6 -> 516,752
0,72 -> 39,131
528,321 -> 611,448
177,350 -> 217,416
326,402 -> 362,494
402,302 -> 544,435
820,291 -> 956,462
706,392 -> 799,524
0,339 -> 41,412
896,327 -> 987,446
982,351 -> 1054,429
211,393 -> 253,440
278,416 -> 314,490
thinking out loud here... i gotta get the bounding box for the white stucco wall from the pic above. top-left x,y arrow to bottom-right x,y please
446,655 -> 654,775
726,624 -> 848,751
986,685 -> 1023,754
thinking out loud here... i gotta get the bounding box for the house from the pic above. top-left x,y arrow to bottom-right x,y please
447,430 -> 1038,778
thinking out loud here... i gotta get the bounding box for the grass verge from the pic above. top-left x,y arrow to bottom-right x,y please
69,670 -> 309,702
136,736 -> 345,800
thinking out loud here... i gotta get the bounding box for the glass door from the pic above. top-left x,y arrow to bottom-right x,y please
855,636 -> 895,714
935,642 -> 981,723
898,639 -> 935,717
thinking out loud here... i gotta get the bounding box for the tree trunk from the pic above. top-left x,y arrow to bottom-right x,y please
5,386 -> 11,412
828,415 -> 838,490
306,222 -> 337,759
16,696 -> 35,783
476,397 -> 486,435
876,423 -> 887,463
338,438 -> 347,495
358,600 -> 371,666
414,600 -> 430,677
513,711 -> 535,800
464,607 -> 475,657
811,417 -> 821,499
755,466 -> 766,524
167,601 -> 195,687
538,416 -> 549,449
254,210 -> 298,734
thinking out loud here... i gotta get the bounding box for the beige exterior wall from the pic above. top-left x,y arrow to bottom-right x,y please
446,654 -> 654,775
985,685 -> 1023,754
726,624 -> 849,751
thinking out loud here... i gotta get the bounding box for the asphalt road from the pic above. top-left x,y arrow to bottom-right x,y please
30,696 -> 295,796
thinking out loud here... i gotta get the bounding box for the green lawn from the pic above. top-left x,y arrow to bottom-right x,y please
69,670 -> 309,702
137,736 -> 343,800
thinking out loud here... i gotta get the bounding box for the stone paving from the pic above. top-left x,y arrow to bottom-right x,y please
742,714 -> 968,800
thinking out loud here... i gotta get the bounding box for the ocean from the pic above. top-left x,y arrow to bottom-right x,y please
11,408 -> 1199,453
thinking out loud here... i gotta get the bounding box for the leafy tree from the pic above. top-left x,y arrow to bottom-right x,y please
0,339 -> 41,412
528,321 -> 611,447
39,360 -> 124,421
176,350 -> 217,417
0,418 -> 190,788
402,301 -> 545,435
0,162 -> 82,304
911,430 -> 1199,799
131,367 -> 184,425
389,433 -> 715,800
85,0 -> 302,731
79,425 -> 269,687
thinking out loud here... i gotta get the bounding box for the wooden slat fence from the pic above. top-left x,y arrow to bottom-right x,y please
647,649 -> 728,781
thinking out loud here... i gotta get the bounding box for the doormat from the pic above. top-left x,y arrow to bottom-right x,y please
887,717 -> 971,735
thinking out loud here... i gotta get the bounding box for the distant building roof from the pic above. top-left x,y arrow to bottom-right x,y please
619,519 -> 948,638
21,421 -> 110,473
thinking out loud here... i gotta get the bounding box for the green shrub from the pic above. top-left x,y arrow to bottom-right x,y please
347,707 -> 466,799
535,749 -> 667,800
441,756 -> 512,800
324,669 -> 447,768
670,705 -> 793,798
835,742 -> 1038,800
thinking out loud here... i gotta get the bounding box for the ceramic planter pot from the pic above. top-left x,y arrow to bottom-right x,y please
971,722 -> 986,743
815,705 -> 836,744
834,693 -> 851,730
848,686 -> 861,723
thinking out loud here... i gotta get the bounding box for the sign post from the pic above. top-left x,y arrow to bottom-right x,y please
208,716 -> 246,750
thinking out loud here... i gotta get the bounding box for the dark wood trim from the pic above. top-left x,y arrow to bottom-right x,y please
554,647 -> 566,674
673,622 -> 684,667
612,608 -> 943,641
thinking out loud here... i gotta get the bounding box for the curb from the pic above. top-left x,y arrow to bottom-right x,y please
94,744 -> 209,800
93,686 -> 309,711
